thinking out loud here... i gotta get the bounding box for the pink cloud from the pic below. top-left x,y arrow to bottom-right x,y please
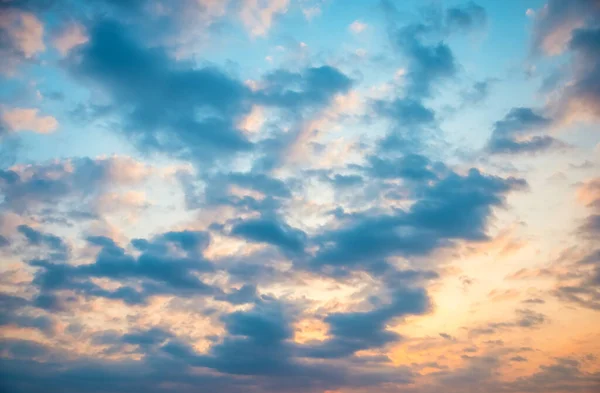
0,9 -> 45,74
52,23 -> 88,55
1,107 -> 58,134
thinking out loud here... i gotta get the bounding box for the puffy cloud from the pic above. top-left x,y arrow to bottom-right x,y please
349,20 -> 367,34
530,0 -> 600,123
486,107 -> 562,154
445,2 -> 487,33
530,0 -> 598,56
1,108 -> 58,134
311,168 -> 526,274
238,0 -> 289,37
255,65 -> 353,110
230,217 -> 306,254
301,287 -> 430,358
28,230 -> 217,306
0,7 -> 45,74
52,22 -> 88,55
390,24 -> 457,99
69,20 -> 252,164
69,20 -> 352,167
576,177 -> 600,238
1,2 -> 598,392
17,224 -> 68,254
0,156 -> 152,214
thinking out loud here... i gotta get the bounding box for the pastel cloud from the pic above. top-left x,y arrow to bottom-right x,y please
531,0 -> 600,124
349,20 -> 367,34
0,8 -> 45,73
52,23 -> 88,55
1,108 -> 58,134
0,1 -> 599,392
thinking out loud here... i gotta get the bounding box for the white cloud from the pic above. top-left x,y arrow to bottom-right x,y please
349,20 -> 367,34
303,6 -> 321,21
239,0 -> 290,37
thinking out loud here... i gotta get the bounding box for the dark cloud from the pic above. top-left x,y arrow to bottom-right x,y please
554,250 -> 600,311
28,230 -> 217,305
32,293 -> 67,312
230,217 -> 306,254
522,298 -> 546,304
439,332 -> 456,341
311,168 -> 525,273
487,107 -> 562,154
0,293 -> 56,336
18,225 -> 68,253
0,234 -> 10,247
367,153 -> 439,182
579,214 -> 600,237
510,356 -> 528,362
390,24 -> 457,99
70,20 -> 252,164
0,157 -> 147,215
215,284 -> 258,305
531,0 -> 600,123
460,79 -> 494,106
469,308 -> 547,337
301,288 -> 430,358
531,0 -> 600,56
69,19 -> 352,168
192,171 -> 292,215
374,98 -> 436,128
445,2 -> 487,33
255,66 -> 352,110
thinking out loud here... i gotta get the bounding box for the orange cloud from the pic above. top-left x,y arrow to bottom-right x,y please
577,178 -> 600,207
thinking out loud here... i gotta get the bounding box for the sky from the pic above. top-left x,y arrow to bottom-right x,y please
0,0 -> 599,392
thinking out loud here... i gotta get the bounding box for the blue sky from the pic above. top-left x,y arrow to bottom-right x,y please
0,1 -> 599,393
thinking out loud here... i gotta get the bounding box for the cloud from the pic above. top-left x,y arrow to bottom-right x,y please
373,98 -> 436,129
311,168 -> 526,274
367,153 -> 439,182
0,156 -> 152,214
301,287 -> 430,358
18,224 -> 68,254
28,230 -> 218,305
469,308 -> 547,336
52,22 -> 88,55
530,0 -> 600,124
238,0 -> 289,37
0,293 -> 56,336
445,2 -> 487,33
349,20 -> 367,34
0,7 -> 45,74
69,20 -> 252,163
255,65 -> 353,110
1,108 -> 58,134
460,79 -> 494,106
576,177 -> 600,238
1,2 -> 598,392
70,20 -> 352,167
230,217 -> 306,254
390,23 -> 457,99
530,0 -> 598,56
487,107 -> 562,154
